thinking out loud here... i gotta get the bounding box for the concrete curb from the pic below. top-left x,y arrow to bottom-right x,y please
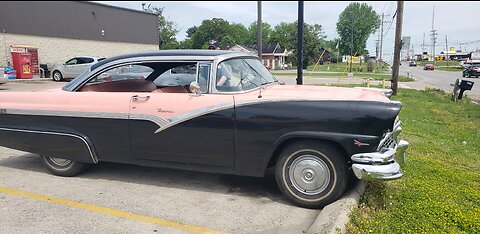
307,181 -> 366,234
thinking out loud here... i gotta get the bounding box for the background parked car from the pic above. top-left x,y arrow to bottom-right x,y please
409,61 -> 417,67
462,64 -> 480,78
51,56 -> 105,81
1,66 -> 16,84
423,64 -> 435,70
3,66 -> 16,79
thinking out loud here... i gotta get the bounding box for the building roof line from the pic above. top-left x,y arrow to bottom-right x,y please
85,1 -> 158,16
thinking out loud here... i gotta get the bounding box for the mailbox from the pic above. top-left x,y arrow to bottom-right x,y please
451,79 -> 475,102
459,80 -> 474,91
11,45 -> 33,79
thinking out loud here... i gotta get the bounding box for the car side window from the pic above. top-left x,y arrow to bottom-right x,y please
154,64 -> 197,88
81,57 -> 95,64
91,64 -> 154,84
66,58 -> 78,65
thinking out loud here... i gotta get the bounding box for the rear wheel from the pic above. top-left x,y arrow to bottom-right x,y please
52,71 -> 63,82
41,156 -> 90,177
275,141 -> 348,208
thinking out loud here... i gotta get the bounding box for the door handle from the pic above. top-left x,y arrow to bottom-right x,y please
132,95 -> 150,101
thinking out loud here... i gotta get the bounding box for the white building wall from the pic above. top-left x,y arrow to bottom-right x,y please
0,33 -> 158,66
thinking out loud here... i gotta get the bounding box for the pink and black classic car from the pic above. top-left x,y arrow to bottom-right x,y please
0,50 -> 408,208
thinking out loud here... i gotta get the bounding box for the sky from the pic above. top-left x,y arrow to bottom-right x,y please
98,1 -> 480,62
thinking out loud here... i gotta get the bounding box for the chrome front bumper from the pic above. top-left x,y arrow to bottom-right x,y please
351,120 -> 409,180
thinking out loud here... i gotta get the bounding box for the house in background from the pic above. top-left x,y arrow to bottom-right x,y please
227,43 -> 290,69
317,48 -> 332,64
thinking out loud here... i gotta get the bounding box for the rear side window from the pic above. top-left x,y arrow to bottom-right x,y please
77,57 -> 94,64
88,64 -> 154,84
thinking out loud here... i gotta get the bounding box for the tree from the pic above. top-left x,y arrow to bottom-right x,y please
186,26 -> 198,38
336,2 -> 379,57
229,23 -> 249,45
151,7 -> 179,49
246,22 -> 273,45
270,21 -> 327,68
190,18 -> 249,49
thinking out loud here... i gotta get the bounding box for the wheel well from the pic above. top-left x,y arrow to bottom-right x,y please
52,70 -> 61,77
267,138 -> 350,168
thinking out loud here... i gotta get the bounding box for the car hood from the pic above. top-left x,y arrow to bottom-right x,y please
257,84 -> 391,102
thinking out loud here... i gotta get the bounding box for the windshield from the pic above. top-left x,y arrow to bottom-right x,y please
215,58 -> 277,92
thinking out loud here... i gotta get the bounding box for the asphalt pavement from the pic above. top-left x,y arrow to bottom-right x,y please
0,79 -> 322,234
399,62 -> 480,101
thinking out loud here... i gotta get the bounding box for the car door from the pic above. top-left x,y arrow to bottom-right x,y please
63,58 -> 79,77
129,63 -> 235,167
76,57 -> 95,77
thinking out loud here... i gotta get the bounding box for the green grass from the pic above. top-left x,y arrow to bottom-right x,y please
436,66 -> 464,72
272,72 -> 415,82
305,62 -> 390,73
417,60 -> 461,67
347,88 -> 480,233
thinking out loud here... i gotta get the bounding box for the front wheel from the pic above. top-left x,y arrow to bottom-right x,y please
275,141 -> 348,208
52,71 -> 63,82
41,156 -> 90,177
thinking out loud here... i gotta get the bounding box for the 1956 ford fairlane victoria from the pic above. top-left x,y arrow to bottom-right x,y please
0,50 -> 408,208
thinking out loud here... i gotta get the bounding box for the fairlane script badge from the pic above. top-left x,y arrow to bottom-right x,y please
354,139 -> 370,147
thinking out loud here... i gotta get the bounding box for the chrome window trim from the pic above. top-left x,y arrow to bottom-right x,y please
0,127 -> 98,163
67,52 -> 256,91
72,59 -> 212,92
196,62 -> 213,94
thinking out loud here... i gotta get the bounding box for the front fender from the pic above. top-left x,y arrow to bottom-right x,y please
262,131 -> 380,170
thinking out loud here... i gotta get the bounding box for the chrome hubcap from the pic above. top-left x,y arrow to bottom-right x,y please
54,73 -> 61,80
48,157 -> 71,167
289,155 -> 330,195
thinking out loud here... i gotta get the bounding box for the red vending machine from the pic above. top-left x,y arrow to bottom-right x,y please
11,45 -> 33,79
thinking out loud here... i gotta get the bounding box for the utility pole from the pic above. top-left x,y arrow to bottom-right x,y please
392,1 -> 404,96
257,1 -> 262,59
378,13 -> 390,71
421,33 -> 426,53
445,35 -> 449,67
430,6 -> 438,63
296,1 -> 304,85
379,13 -> 385,63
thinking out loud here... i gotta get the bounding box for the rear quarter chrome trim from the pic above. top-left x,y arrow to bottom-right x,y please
0,127 -> 98,163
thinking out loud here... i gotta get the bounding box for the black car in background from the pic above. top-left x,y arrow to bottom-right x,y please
463,65 -> 480,78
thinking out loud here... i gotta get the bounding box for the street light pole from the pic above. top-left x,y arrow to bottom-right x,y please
257,1 -> 262,59
349,11 -> 354,73
297,1 -> 304,85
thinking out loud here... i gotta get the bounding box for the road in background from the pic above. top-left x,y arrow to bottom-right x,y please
399,62 -> 480,100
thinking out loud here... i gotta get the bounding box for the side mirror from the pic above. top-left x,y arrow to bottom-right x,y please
189,81 -> 201,96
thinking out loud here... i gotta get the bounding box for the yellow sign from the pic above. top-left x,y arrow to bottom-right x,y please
351,56 -> 361,64
450,47 -> 455,52
22,65 -> 30,74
